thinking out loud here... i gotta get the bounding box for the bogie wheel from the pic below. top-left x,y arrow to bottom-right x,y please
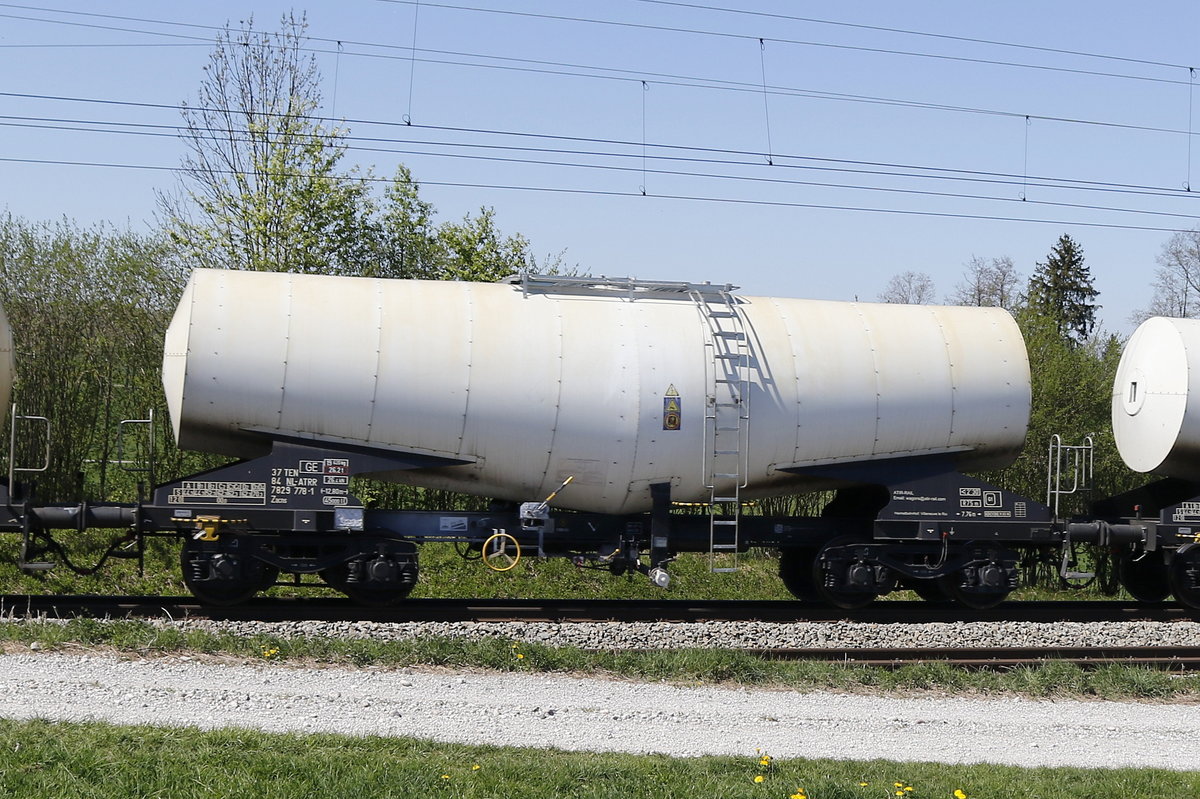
811,535 -> 888,610
1168,544 -> 1200,609
938,572 -> 1009,610
938,544 -> 1017,610
180,539 -> 279,606
1117,552 -> 1170,604
778,548 -> 820,601
320,553 -> 418,607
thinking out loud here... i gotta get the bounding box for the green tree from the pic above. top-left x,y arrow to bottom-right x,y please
0,214 -> 200,501
988,309 -> 1134,516
162,16 -> 549,283
159,13 -> 373,274
1026,234 -> 1099,343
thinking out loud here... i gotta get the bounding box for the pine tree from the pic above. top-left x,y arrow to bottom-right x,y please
1026,234 -> 1099,343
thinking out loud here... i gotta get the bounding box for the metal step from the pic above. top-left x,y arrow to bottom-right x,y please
712,496 -> 739,503
712,521 -> 739,528
19,561 -> 56,572
712,330 -> 745,339
712,472 -> 740,479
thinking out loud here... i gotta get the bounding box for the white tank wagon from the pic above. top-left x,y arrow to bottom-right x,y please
162,269 -> 1030,515
1112,316 -> 1200,479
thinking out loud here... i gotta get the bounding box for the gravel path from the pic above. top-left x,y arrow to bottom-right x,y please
2,652 -> 1198,771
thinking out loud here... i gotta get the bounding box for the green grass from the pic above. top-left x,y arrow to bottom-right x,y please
0,618 -> 1194,701
0,718 -> 1193,798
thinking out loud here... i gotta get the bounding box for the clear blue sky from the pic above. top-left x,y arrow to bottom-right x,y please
3,1 -> 1198,334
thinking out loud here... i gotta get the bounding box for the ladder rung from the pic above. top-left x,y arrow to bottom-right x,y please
715,426 -> 740,432
706,310 -> 737,318
715,401 -> 741,408
714,353 -> 746,360
712,472 -> 740,479
711,567 -> 739,573
714,449 -> 739,455
713,331 -> 745,339
712,496 -> 739,502
714,377 -> 742,384
19,561 -> 56,572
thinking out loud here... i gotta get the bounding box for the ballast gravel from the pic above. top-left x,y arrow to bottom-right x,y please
158,617 -> 1200,650
1,651 -> 1199,771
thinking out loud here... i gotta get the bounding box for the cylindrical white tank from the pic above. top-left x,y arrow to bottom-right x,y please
0,302 -> 12,417
1112,316 -> 1200,478
162,269 -> 1030,514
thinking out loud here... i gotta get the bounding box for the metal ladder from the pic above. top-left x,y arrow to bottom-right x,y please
1046,434 -> 1094,520
1047,434 -> 1095,582
692,289 -> 750,572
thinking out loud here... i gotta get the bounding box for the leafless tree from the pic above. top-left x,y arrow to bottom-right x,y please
878,270 -> 936,304
1131,228 -> 1200,325
948,255 -> 1023,311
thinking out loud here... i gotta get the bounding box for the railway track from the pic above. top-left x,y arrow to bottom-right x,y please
2,595 -> 1196,624
6,595 -> 1200,669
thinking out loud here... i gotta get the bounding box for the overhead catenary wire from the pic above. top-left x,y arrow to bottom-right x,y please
370,0 -> 1195,88
5,111 -> 1200,217
2,3 -> 1197,240
1,7 -> 1197,147
4,91 -> 1199,203
1,154 -> 1195,235
632,0 -> 1193,73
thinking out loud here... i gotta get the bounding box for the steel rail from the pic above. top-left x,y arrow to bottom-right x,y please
1,595 -> 1197,624
734,646 -> 1200,670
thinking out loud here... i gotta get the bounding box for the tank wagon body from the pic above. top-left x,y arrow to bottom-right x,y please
163,269 -> 1030,514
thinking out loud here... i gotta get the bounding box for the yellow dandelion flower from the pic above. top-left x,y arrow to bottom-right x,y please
472,764 -> 481,771
894,783 -> 904,788
441,775 -> 450,780
759,756 -> 772,767
790,792 -> 806,799
860,783 -> 870,787
955,791 -> 968,799
754,775 -> 765,784
905,788 -> 914,793
895,793 -> 905,797
516,653 -> 525,659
